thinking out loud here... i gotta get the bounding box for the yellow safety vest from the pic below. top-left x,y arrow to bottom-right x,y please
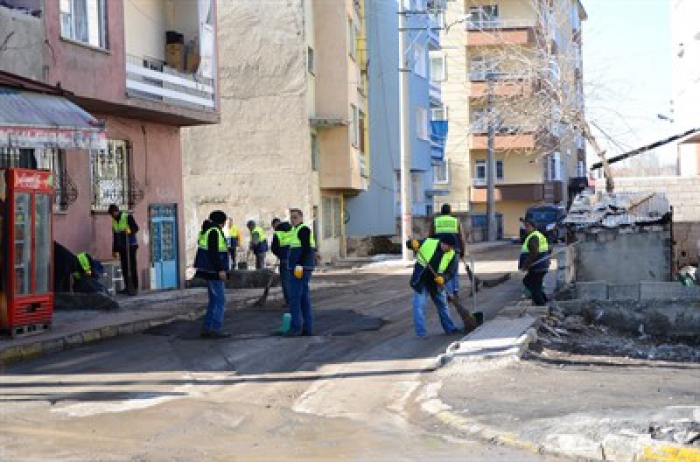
275,229 -> 294,247
72,252 -> 92,280
112,212 -> 129,232
198,227 -> 227,252
434,215 -> 459,234
228,224 -> 239,238
417,238 -> 455,274
521,231 -> 549,254
252,226 -> 266,242
290,223 -> 316,249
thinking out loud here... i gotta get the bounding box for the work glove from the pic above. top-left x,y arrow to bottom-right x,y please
126,228 -> 131,235
434,275 -> 445,286
410,239 -> 420,251
113,252 -> 119,258
294,266 -> 304,279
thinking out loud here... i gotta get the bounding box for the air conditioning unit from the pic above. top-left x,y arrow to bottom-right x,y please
427,0 -> 447,12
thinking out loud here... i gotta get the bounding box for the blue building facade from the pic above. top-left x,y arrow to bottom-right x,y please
346,0 -> 447,238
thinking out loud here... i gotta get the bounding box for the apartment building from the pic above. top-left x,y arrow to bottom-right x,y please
439,0 -> 587,237
0,0 -> 219,289
345,0 -> 448,244
672,0 -> 700,176
182,0 -> 367,265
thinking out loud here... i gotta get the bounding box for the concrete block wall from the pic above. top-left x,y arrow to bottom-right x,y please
597,177 -> 700,266
575,281 -> 700,302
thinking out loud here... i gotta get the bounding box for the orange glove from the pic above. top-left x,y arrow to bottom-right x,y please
411,239 -> 420,251
434,275 -> 445,286
294,266 -> 304,279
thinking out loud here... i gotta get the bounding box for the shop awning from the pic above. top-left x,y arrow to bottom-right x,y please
0,86 -> 106,150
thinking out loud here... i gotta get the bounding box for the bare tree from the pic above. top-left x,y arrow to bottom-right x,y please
442,0 -> 616,193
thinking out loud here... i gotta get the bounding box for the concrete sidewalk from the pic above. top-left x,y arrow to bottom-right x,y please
423,299 -> 700,462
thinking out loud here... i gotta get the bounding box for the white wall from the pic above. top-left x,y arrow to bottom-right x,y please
124,0 -> 167,60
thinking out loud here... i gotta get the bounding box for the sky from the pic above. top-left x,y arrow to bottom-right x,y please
582,0 -> 674,167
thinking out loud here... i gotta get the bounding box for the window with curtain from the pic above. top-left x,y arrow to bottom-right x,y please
60,0 -> 108,49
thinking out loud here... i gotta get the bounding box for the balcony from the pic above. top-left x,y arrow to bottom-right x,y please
470,124 -> 538,150
429,80 -> 442,103
468,79 -> 534,98
427,13 -> 442,49
126,55 -> 215,111
471,183 -> 545,203
465,20 -> 537,47
318,127 -> 367,192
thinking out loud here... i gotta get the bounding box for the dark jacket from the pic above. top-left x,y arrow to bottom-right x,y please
271,221 -> 293,260
194,221 -> 230,280
407,239 -> 457,294
112,212 -> 139,252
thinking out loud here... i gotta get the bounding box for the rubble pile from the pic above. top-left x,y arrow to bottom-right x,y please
649,420 -> 700,446
533,305 -> 700,363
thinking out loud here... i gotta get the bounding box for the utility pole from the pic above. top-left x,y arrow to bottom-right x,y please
486,71 -> 497,241
399,1 -> 412,261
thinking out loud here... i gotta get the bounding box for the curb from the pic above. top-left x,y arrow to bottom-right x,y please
424,311 -> 700,462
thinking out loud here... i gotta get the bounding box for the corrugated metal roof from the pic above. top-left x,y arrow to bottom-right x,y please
0,87 -> 99,129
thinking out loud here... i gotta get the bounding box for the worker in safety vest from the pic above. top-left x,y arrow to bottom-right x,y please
108,204 -> 139,295
518,218 -> 551,306
225,218 -> 240,270
72,252 -> 108,294
406,235 -> 461,338
246,220 -> 269,270
286,208 -> 316,336
430,203 -> 481,297
194,210 -> 231,339
271,217 -> 294,309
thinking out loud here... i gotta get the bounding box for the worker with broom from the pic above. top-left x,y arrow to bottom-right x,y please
407,235 -> 462,338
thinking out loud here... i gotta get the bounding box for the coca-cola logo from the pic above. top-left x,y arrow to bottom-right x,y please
14,172 -> 51,190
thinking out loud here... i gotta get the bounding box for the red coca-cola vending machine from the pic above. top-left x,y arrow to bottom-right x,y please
0,168 -> 53,337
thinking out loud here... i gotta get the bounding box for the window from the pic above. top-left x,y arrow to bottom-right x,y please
429,52 -> 446,82
347,17 -> 357,59
551,152 -> 562,181
60,0 -> 108,49
0,148 -> 73,211
411,172 -> 421,204
468,5 -> 498,28
90,140 -> 131,212
413,44 -> 427,78
417,107 -> 429,140
311,134 -> 320,172
431,105 -> 448,121
358,110 -> 366,154
322,196 -> 342,239
307,46 -> 315,75
474,160 -> 504,184
350,104 -> 360,147
433,160 -> 449,184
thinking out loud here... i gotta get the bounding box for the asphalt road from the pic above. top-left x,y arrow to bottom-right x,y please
1,246 -> 562,460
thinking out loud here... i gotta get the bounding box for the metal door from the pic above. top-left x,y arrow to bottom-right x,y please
149,204 -> 178,289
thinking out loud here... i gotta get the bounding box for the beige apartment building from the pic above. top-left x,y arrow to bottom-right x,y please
182,0 -> 368,267
439,0 -> 587,237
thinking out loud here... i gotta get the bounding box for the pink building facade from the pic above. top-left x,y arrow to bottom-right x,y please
0,0 -> 219,290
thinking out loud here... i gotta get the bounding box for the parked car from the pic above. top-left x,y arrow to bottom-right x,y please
520,204 -> 567,244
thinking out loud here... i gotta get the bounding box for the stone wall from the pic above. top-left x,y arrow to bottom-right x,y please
598,177 -> 700,266
181,0 -> 313,268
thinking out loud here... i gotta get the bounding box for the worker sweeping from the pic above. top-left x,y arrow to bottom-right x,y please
407,235 -> 461,338
519,218 -> 551,306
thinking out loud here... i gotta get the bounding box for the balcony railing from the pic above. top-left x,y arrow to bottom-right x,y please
465,19 -> 537,30
125,55 -> 216,111
429,80 -> 442,101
